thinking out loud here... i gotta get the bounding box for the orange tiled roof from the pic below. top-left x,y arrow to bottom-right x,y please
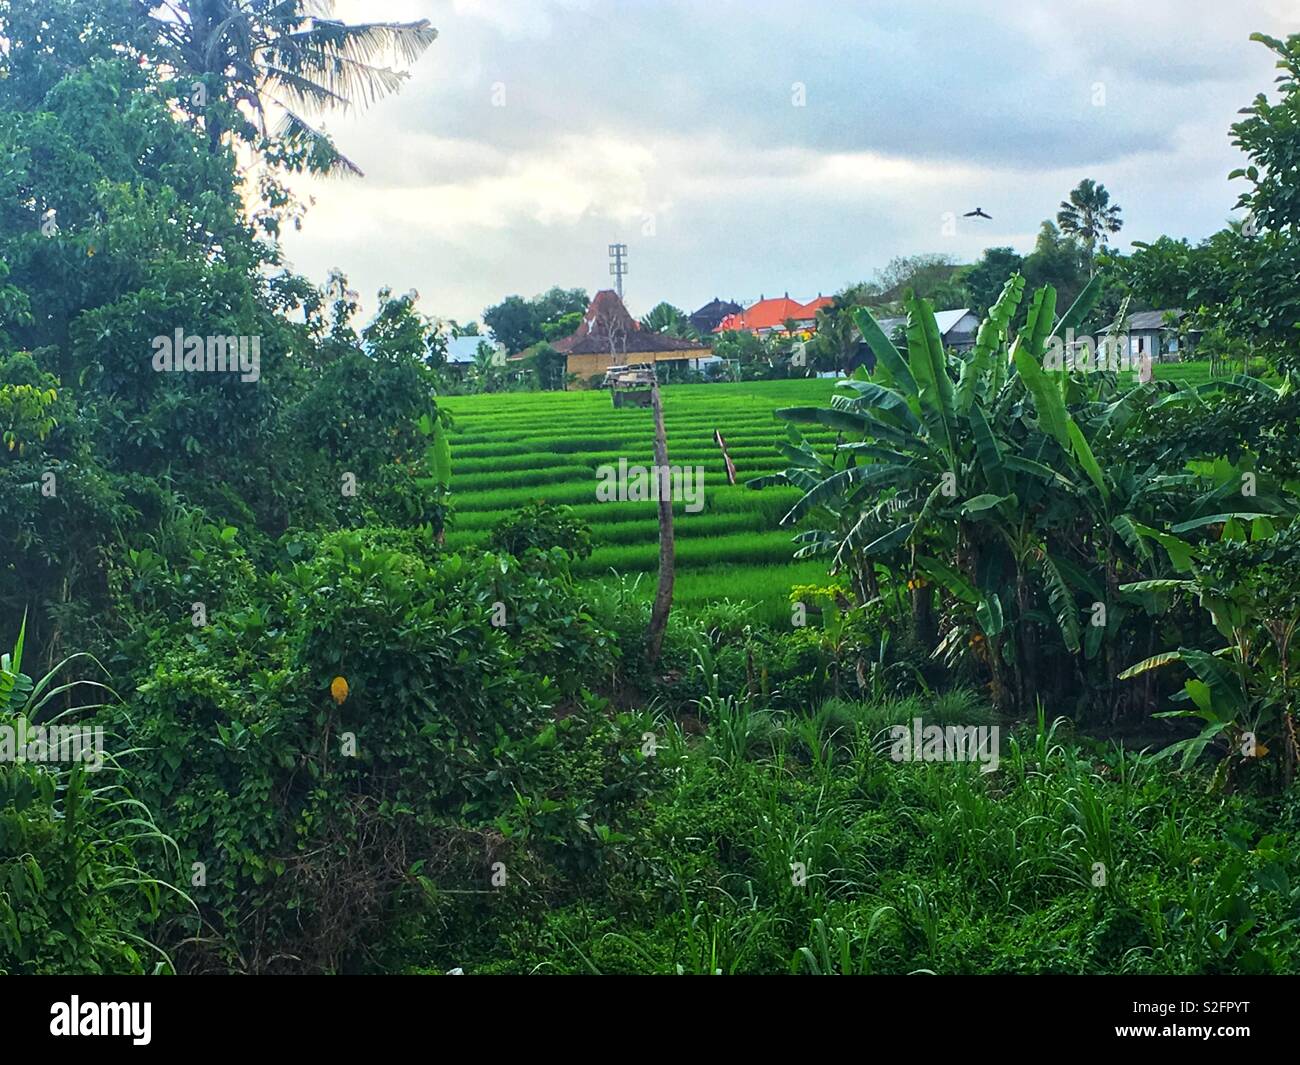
715,294 -> 833,333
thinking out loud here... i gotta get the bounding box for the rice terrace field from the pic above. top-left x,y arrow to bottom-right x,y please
441,379 -> 841,624
441,364 -> 1231,623
12,0 -> 1300,1021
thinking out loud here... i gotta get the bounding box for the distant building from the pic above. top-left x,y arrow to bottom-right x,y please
553,290 -> 714,386
1124,309 -> 1197,361
689,297 -> 743,337
715,293 -> 835,337
442,334 -> 503,375
848,308 -> 980,371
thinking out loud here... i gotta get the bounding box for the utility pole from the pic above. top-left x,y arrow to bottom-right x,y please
608,243 -> 627,300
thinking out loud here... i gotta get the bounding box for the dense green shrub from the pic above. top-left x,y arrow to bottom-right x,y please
487,502 -> 593,562
101,532 -> 657,972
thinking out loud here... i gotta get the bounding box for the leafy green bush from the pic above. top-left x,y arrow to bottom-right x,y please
1121,519 -> 1300,790
103,532 -> 654,972
475,709 -> 1300,975
488,502 -> 593,562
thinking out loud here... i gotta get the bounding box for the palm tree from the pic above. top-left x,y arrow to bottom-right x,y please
470,343 -> 505,393
148,0 -> 437,176
1057,179 -> 1123,274
758,277 -> 1110,712
639,302 -> 697,339
807,301 -> 861,376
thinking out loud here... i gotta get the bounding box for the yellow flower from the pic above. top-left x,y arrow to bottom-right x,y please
330,676 -> 349,705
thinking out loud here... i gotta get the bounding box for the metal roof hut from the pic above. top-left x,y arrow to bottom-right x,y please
1123,309 -> 1197,362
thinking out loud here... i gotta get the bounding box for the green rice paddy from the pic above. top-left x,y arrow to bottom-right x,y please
1116,357 -> 1271,388
440,362 -> 1225,624
440,379 -> 839,624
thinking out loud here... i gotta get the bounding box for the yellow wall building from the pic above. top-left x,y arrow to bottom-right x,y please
554,290 -> 711,388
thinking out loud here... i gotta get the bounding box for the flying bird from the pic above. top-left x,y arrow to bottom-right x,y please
964,208 -> 992,220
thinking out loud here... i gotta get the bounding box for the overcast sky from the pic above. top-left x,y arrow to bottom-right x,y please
275,0 -> 1300,325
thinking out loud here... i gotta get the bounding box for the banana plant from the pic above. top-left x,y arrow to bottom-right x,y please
1118,518 -> 1300,790
765,277 -> 1115,709
0,612 -> 33,713
747,425 -> 911,610
761,269 -> 1300,718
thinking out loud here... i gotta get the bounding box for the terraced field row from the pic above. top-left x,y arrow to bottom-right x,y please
439,379 -> 841,623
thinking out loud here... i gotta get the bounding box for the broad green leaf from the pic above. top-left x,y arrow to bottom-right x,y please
1020,284 -> 1058,361
1178,647 -> 1246,713
961,493 -> 1013,515
776,406 -> 912,446
1149,721 -> 1230,770
1119,579 -> 1194,594
1084,620 -> 1105,660
832,381 -> 921,431
11,611 -> 25,679
781,463 -> 927,525
1050,273 -> 1104,339
1184,678 -> 1214,717
917,556 -> 978,603
1004,454 -> 1080,493
1013,332 -> 1070,447
1051,554 -> 1105,602
1128,521 -> 1197,573
852,306 -> 916,397
861,521 -> 917,556
1170,512 -> 1272,534
968,404 -> 1009,496
1117,650 -> 1183,680
904,297 -> 956,459
427,420 -> 452,487
1110,514 -> 1152,564
1040,550 -> 1081,654
1251,516 -> 1276,541
1066,417 -> 1108,503
976,593 -> 1005,637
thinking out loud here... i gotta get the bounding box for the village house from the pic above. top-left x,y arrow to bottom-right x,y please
847,307 -> 980,371
714,293 -> 835,337
442,334 -> 504,376
689,297 -> 743,337
1124,309 -> 1197,361
552,290 -> 714,387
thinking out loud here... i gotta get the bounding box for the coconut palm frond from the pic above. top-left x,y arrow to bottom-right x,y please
149,3 -> 437,169
265,52 -> 408,108
259,64 -> 353,111
281,19 -> 438,69
273,107 -> 364,177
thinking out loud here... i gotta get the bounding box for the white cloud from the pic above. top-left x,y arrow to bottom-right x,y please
279,0 -> 1300,322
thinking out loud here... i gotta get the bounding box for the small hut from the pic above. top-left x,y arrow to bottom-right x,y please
603,364 -> 656,408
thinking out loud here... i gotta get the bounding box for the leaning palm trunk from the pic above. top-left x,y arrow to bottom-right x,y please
646,380 -> 675,665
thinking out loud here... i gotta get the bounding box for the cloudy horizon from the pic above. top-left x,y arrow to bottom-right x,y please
276,0 -> 1300,325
